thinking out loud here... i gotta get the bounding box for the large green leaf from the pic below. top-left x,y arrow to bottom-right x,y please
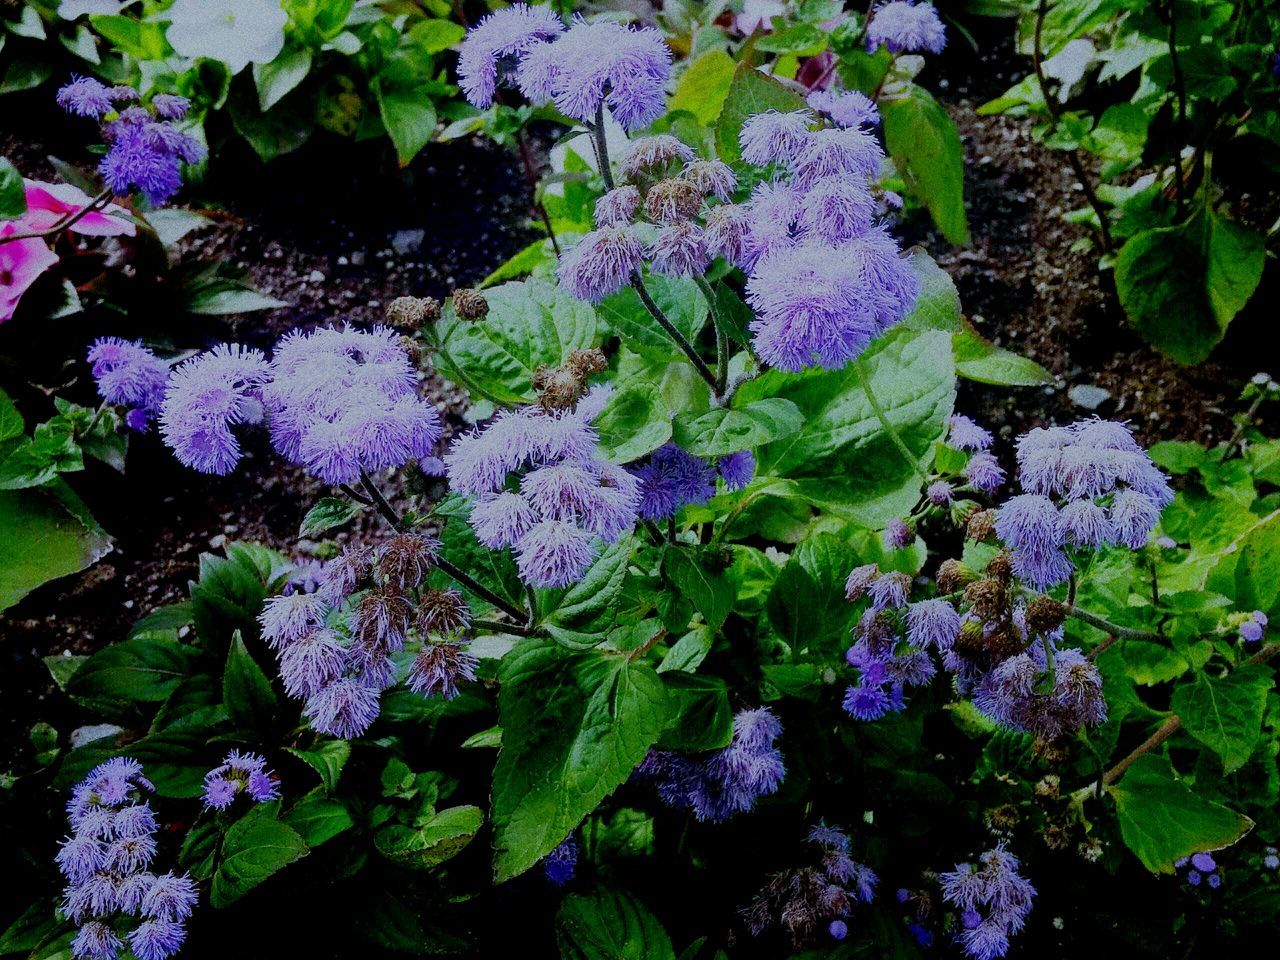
595,276 -> 707,364
223,632 -> 279,730
284,789 -> 354,847
542,535 -> 637,628
595,384 -> 672,464
714,63 -> 806,166
1170,667 -> 1272,773
254,43 -> 313,112
436,278 -> 598,405
67,637 -> 194,704
901,250 -> 962,332
0,483 -> 112,611
491,638 -> 668,881
375,84 -> 438,167
672,398 -> 804,457
953,328 -> 1054,387
556,888 -> 676,960
210,805 -> 309,907
881,86 -> 969,245
1110,754 -> 1253,873
1115,208 -> 1264,365
655,672 -> 733,751
766,530 -> 859,651
662,546 -> 735,631
670,49 -> 737,126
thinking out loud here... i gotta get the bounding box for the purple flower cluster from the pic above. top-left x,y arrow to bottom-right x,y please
939,845 -> 1035,960
1175,852 -> 1223,890
159,325 -> 441,481
807,89 -> 880,129
445,385 -> 639,588
866,2 -> 948,55
458,10 -> 671,131
258,535 -> 477,739
201,750 -> 279,810
970,630 -> 1106,740
742,823 -> 877,945
637,707 -> 785,822
87,337 -> 168,432
543,835 -> 579,887
58,76 -> 204,206
949,414 -> 1005,494
841,566 -> 955,721
57,759 -> 197,960
995,419 -> 1173,588
1239,610 -> 1267,647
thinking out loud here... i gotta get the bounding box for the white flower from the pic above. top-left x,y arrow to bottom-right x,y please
163,0 -> 288,74
58,1 -> 121,19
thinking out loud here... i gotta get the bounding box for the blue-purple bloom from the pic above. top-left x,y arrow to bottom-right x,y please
87,337 -> 169,430
719,450 -> 756,490
201,750 -> 279,810
630,442 -> 718,521
949,414 -> 994,451
884,516 -> 915,550
407,641 -> 479,700
1240,610 -> 1267,646
939,846 -> 1035,960
971,640 -> 1106,739
57,75 -> 114,117
964,451 -> 1006,494
457,3 -> 565,107
158,344 -> 270,475
739,110 -> 815,167
543,835 -> 579,886
807,89 -> 880,129
558,225 -> 646,303
866,2 -> 948,55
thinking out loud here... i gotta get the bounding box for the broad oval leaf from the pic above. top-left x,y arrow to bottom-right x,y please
672,398 -> 804,457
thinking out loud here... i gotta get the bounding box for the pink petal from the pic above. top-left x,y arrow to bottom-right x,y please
0,223 -> 61,323
22,180 -> 136,238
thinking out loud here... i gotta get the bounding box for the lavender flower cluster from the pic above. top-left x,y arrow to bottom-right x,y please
742,824 -> 877,946
1239,609 -> 1268,648
866,1 -> 948,55
939,845 -> 1036,960
56,759 -> 197,960
57,76 -> 204,206
458,6 -> 671,131
201,750 -> 279,810
259,537 -> 477,739
636,707 -> 785,822
445,384 -> 640,588
542,836 -> 579,887
629,443 -> 755,521
1175,852 -> 1223,890
994,418 -> 1173,588
160,325 -> 441,482
87,337 -> 169,432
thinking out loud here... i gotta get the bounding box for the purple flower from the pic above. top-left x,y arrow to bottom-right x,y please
87,338 -> 168,426
407,641 -> 479,700
807,89 -> 880,129
128,919 -> 185,960
304,677 -> 382,739
964,451 -> 1006,493
949,414 -> 993,451
595,185 -> 641,226
517,19 -> 671,130
866,2 -> 947,55
201,750 -> 279,809
630,443 -> 717,521
515,519 -> 595,588
1057,499 -> 1114,549
739,109 -> 815,166
868,572 -> 910,610
940,845 -> 1034,960
99,121 -> 184,206
457,3 -> 565,107
71,921 -> 122,960
994,495 -> 1062,556
140,873 -> 199,922
906,599 -> 961,650
150,95 -> 190,120
470,492 -> 538,549
883,517 -> 915,550
543,836 -> 579,886
648,222 -> 710,277
684,159 -> 737,200
703,204 -> 754,269
927,479 -> 954,505
789,127 -> 884,189
258,592 -> 327,649
843,679 -> 893,720
159,344 -> 270,475
1240,617 -> 1265,644
557,226 -> 645,303
719,450 -> 756,491
829,919 -> 848,940
796,176 -> 877,243
58,75 -> 114,117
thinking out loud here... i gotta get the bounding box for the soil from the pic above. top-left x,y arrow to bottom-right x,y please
1,18 -> 1275,744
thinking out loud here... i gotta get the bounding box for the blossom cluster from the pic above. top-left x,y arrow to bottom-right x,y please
939,845 -> 1036,960
1175,852 -> 1223,890
445,384 -> 640,588
1239,609 -> 1268,648
458,7 -> 671,131
201,750 -> 279,810
258,536 -> 477,739
57,76 -> 205,206
160,325 -> 441,481
56,759 -> 197,960
629,443 -> 755,521
994,418 -> 1173,588
742,824 -> 877,946
866,1 -> 948,54
542,836 -> 579,887
87,338 -> 169,431
636,707 -> 785,822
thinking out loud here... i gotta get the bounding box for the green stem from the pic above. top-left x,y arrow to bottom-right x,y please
359,470 -> 405,531
852,358 -> 929,485
630,272 -> 719,394
1063,604 -> 1161,641
693,275 -> 729,396
589,103 -> 616,191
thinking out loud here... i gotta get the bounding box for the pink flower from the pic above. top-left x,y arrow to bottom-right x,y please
22,180 -> 136,237
1,224 -> 60,323
736,0 -> 785,35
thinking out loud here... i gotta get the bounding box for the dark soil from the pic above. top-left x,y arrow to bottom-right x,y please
1,17 -> 1275,743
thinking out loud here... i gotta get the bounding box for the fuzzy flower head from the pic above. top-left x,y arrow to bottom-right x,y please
939,845 -> 1035,960
558,225 -> 645,303
458,3 -> 566,107
866,2 -> 948,55
159,344 -> 269,475
517,18 -> 672,130
719,450 -> 756,491
201,750 -> 279,810
87,338 -> 168,428
739,109 -> 815,167
807,89 -> 880,129
57,75 -> 115,117
630,443 -> 717,521
407,641 -> 479,700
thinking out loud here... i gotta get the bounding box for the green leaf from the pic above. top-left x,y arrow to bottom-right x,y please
285,739 -> 351,793
714,63 -> 805,166
223,632 -> 279,730
766,530 -> 858,651
491,638 -> 668,881
1115,208 -> 1265,366
435,278 -> 598,405
1,57 -> 52,95
210,805 -> 309,907
409,18 -> 466,54
375,84 -> 437,167
67,637 -> 194,704
881,86 -> 969,245
672,398 -> 804,457
670,49 -> 736,126
901,250 -> 962,332
543,536 -> 636,628
556,888 -> 676,960
254,44 -> 314,112
953,328 -> 1055,386
375,805 -> 483,869
595,384 -> 672,464
1171,667 -> 1272,773
0,156 -> 25,220
1110,754 -> 1253,873
184,284 -> 286,315
0,483 -> 113,611
596,276 -> 707,364
229,80 -> 313,162
284,789 -> 354,847
299,496 -> 362,537
89,14 -> 170,59
657,625 -> 714,675
656,672 -> 733,751
662,547 -> 735,631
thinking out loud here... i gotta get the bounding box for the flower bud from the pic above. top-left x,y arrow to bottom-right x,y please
386,296 -> 440,329
985,551 -> 1013,584
935,558 -> 973,594
1025,596 -> 1066,635
965,508 -> 997,542
452,288 -> 489,320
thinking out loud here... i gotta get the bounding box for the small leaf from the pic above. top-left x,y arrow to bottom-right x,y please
881,86 -> 969,245
210,805 -> 309,907
223,632 -> 279,730
662,547 -> 734,631
376,84 -> 438,167
0,156 -> 26,220
254,44 -> 313,112
284,789 -> 354,847
672,398 -> 804,457
299,497 -> 362,537
656,672 -> 733,751
952,329 -> 1054,386
669,49 -> 736,126
285,740 -> 351,793
375,805 -> 484,869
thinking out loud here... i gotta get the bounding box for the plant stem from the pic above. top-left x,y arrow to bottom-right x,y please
1063,604 -> 1161,641
851,357 -> 930,485
339,483 -> 373,506
359,470 -> 405,530
0,188 -> 116,245
1032,0 -> 1114,253
589,103 -> 616,191
693,275 -> 729,396
630,271 -> 719,393
515,129 -> 560,256
473,618 -> 534,637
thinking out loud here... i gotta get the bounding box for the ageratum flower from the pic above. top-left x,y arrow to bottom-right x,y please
516,18 -> 671,130
543,836 -> 579,886
807,89 -> 880,129
948,414 -> 994,451
201,750 -> 279,810
648,222 -> 710,277
158,344 -> 270,475
939,846 -> 1035,960
56,75 -> 114,117
629,443 -> 717,521
719,450 -> 756,491
866,1 -> 948,55
407,641 -> 479,700
619,135 -> 695,179
457,2 -> 565,107
739,109 -> 815,166
557,225 -> 646,303
972,642 -> 1106,740
87,338 -> 168,430
594,185 -> 642,226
